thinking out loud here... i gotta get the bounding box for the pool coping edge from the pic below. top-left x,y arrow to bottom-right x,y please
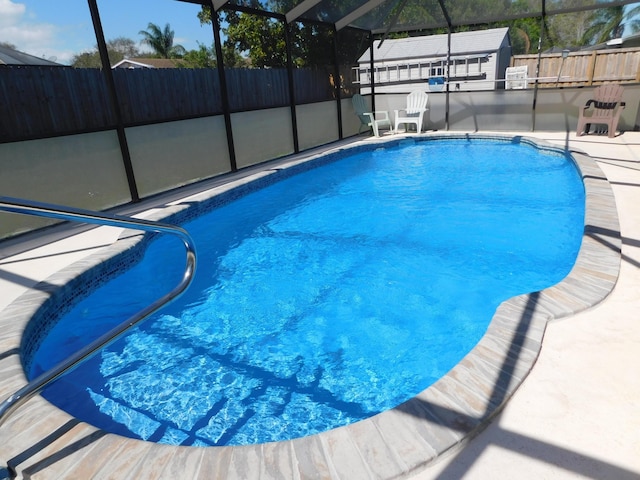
0,133 -> 621,480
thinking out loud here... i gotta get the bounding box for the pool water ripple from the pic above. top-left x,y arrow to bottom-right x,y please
25,138 -> 585,447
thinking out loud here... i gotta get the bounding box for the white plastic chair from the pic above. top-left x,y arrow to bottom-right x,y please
394,91 -> 429,134
505,65 -> 529,89
352,94 -> 392,137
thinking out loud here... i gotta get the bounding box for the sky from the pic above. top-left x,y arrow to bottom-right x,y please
0,0 -> 215,65
2,1 -> 640,66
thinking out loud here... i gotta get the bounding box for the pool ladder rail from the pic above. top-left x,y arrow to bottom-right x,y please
0,196 -> 197,477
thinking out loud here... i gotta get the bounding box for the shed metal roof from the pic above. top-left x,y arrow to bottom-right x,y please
359,27 -> 510,62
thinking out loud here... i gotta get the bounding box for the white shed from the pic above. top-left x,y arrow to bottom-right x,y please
356,27 -> 512,93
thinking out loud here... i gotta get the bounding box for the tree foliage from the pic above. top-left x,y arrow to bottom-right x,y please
139,22 -> 186,59
198,2 -> 367,68
225,11 -> 288,67
198,5 -> 291,68
72,1 -> 637,71
175,43 -> 250,69
580,4 -> 640,45
198,0 -> 640,67
178,43 -> 217,68
71,37 -> 141,68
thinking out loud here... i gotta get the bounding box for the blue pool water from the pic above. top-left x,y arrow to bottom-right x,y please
27,138 -> 585,447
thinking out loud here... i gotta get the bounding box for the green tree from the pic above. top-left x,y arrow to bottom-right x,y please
627,3 -> 640,34
197,2 -> 363,68
223,11 -> 288,67
221,44 -> 249,68
71,37 -> 140,68
174,45 -> 249,69
179,44 -> 216,68
580,4 -> 640,45
139,22 -> 186,59
71,50 -> 102,68
199,6 -> 287,67
583,6 -> 624,44
544,12 -> 585,47
290,23 -> 335,67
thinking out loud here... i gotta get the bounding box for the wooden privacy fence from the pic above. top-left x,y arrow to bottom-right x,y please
0,65 -> 342,143
113,68 -> 223,124
511,47 -> 640,88
0,67 -> 115,141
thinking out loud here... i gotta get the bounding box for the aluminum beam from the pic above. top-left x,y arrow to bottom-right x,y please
335,0 -> 387,31
285,0 -> 322,23
212,0 -> 229,11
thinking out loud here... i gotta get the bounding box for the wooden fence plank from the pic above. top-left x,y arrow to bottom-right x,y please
511,47 -> 640,88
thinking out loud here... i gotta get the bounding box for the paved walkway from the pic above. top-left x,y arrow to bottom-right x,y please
412,131 -> 640,479
0,132 -> 638,479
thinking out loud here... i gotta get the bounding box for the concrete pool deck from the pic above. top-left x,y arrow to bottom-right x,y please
412,131 -> 640,479
0,131 -> 638,479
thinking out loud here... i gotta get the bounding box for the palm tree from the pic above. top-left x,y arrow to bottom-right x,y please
580,4 -> 640,45
139,22 -> 186,58
625,3 -> 640,34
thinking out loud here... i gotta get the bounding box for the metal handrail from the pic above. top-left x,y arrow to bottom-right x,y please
0,196 -> 197,428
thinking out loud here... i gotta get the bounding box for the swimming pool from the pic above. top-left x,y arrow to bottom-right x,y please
19,135 -> 587,448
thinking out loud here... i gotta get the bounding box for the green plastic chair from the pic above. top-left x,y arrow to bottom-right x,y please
352,94 -> 391,137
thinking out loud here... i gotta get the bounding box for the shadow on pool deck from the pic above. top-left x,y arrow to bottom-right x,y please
406,288 -> 639,480
411,131 -> 640,480
0,132 -> 638,479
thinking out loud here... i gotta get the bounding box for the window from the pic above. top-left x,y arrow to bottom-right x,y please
430,61 -> 444,77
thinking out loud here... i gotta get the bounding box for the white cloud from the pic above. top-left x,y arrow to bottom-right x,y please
0,0 -> 25,28
0,1 -> 88,65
